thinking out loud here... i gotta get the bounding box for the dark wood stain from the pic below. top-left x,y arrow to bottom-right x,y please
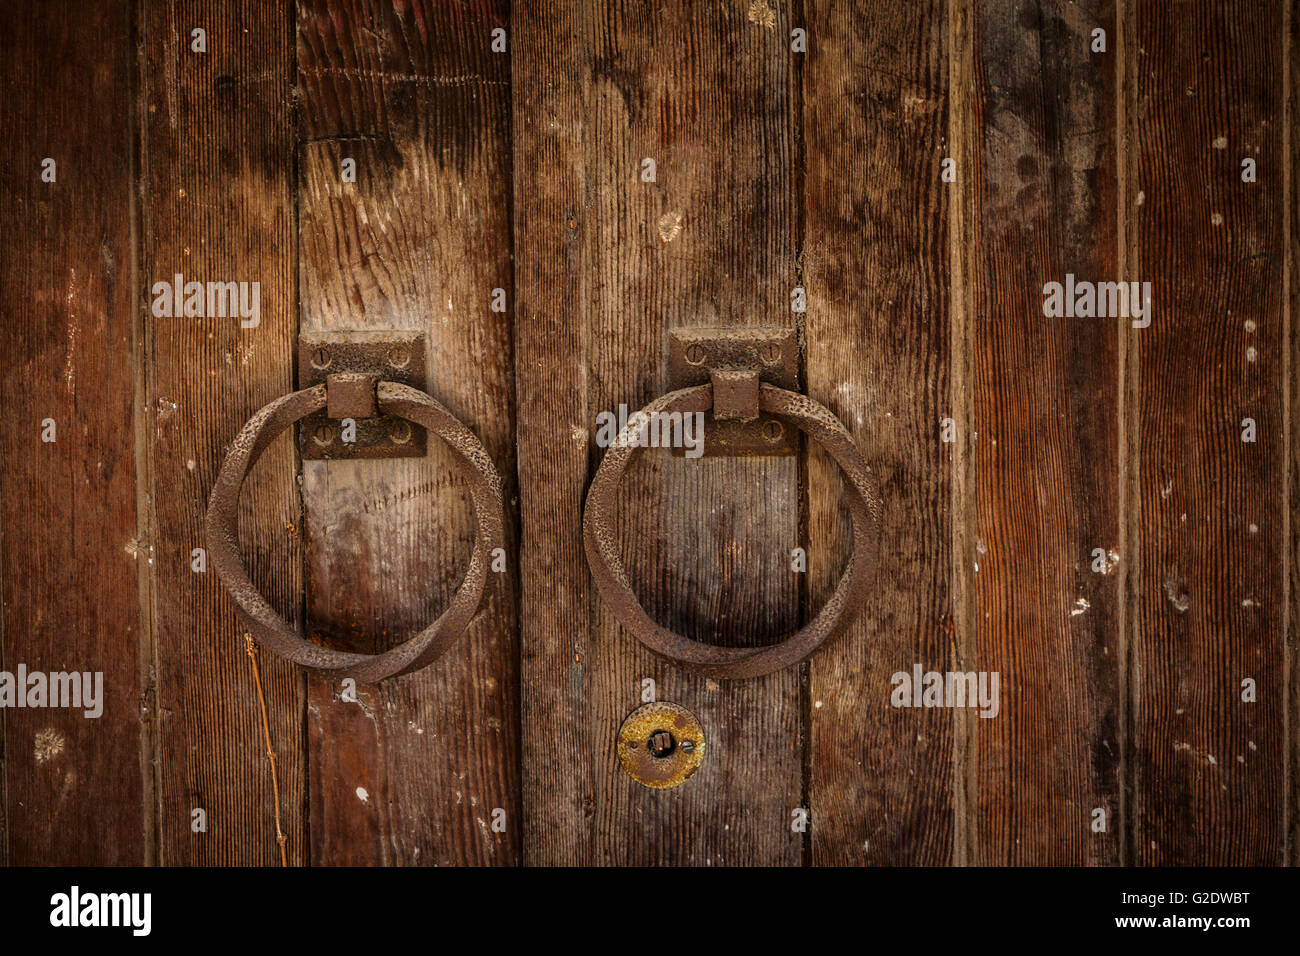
1132,0 -> 1286,865
0,0 -> 145,866
143,0 -> 306,866
966,0 -> 1123,865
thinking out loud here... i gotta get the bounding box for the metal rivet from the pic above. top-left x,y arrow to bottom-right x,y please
310,347 -> 332,370
390,420 -> 412,444
684,343 -> 707,365
313,423 -> 335,445
762,419 -> 784,442
386,347 -> 410,369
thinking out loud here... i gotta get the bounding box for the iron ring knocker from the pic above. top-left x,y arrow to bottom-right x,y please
205,379 -> 505,684
582,382 -> 883,679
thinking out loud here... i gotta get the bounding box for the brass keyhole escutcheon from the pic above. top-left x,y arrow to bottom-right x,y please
617,702 -> 705,790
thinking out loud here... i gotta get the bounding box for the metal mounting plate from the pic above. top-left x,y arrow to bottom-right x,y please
297,331 -> 428,460
616,702 -> 706,790
667,327 -> 799,456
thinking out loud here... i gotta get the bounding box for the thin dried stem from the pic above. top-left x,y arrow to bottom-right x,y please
245,634 -> 288,867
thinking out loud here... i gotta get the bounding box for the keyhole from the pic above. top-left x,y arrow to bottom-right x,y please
648,729 -> 676,759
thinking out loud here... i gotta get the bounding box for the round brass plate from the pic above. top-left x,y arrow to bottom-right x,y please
617,702 -> 705,790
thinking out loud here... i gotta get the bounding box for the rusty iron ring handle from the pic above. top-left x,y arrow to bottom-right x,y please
582,383 -> 882,679
205,380 -> 504,683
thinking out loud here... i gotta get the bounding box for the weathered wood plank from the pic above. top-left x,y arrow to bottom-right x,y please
1131,0 -> 1286,865
967,0 -> 1123,864
516,0 -> 803,866
803,0 -> 954,866
1288,0 -> 1298,870
512,0 -> 595,865
297,0 -> 519,866
0,0 -> 146,866
144,1 -> 305,865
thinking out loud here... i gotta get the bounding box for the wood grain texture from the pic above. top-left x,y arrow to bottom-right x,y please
296,0 -> 519,866
144,1 -> 306,865
1131,0 -> 1286,865
967,0 -> 1123,864
1287,0 -> 1297,870
515,0 -> 803,866
0,0 -> 1295,870
0,0 -> 145,865
803,0 -> 954,866
512,1 -> 595,865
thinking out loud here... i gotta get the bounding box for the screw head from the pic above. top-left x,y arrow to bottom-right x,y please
390,420 -> 412,444
310,347 -> 332,370
386,347 -> 410,369
762,419 -> 784,442
312,423 -> 335,445
759,341 -> 781,363
684,343 -> 707,365
679,739 -> 696,754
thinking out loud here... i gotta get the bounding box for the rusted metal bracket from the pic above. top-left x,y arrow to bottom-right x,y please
297,331 -> 427,460
667,327 -> 799,456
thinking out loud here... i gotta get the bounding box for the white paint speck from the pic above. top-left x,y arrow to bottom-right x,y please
355,787 -> 369,803
1212,136 -> 1227,149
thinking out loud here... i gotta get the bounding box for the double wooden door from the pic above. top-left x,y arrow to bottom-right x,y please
0,0 -> 1292,866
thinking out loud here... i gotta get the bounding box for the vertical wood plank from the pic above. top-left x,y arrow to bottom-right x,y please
516,0 -> 803,866
968,0 -> 1123,864
0,0 -> 146,865
144,1 -> 305,865
1288,0 -> 1298,869
296,0 -> 519,866
512,1 -> 594,864
802,0 -> 954,865
1132,0 -> 1286,864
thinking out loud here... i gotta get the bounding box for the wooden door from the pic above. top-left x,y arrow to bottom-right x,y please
0,0 -> 1293,868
